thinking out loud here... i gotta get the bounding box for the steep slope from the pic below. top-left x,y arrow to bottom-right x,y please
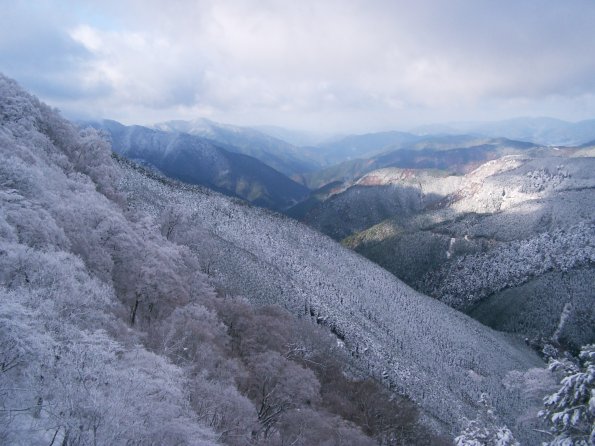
154,118 -> 321,177
303,135 -> 536,189
0,75 -> 218,445
118,157 -> 545,441
344,155 -> 595,350
96,120 -> 309,210
303,169 -> 463,239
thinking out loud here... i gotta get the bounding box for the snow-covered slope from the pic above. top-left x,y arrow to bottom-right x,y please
0,74 -> 218,445
344,155 -> 595,350
117,157 -> 544,440
1,73 -> 553,444
2,73 -> 408,446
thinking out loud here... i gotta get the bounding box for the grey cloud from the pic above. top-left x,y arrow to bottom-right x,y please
1,0 -> 594,131
0,4 -> 112,101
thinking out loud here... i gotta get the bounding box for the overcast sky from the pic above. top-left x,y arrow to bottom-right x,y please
2,0 -> 595,132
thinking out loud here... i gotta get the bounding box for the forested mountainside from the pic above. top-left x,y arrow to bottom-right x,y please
92,119 -> 309,211
154,118 -> 321,178
118,153 -> 549,443
1,75 -> 215,445
1,74 -> 458,446
301,135 -> 536,189
303,169 -> 463,239
339,155 -> 595,351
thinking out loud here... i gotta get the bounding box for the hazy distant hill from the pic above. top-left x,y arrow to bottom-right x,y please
95,120 -> 310,210
252,124 -> 332,147
415,117 -> 595,146
316,130 -> 421,164
301,135 -> 536,189
154,118 -> 321,177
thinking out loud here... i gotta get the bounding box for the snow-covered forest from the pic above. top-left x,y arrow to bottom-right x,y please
1,73 -> 593,445
334,154 -> 595,353
0,74 -> 445,445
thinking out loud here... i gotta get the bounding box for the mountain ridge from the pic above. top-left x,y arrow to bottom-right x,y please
91,119 -> 310,211
154,118 -> 322,177
413,117 -> 595,146
301,135 -> 537,189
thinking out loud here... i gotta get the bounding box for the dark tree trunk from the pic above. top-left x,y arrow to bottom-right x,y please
130,296 -> 140,326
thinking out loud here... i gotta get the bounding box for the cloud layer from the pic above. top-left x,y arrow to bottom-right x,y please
2,0 -> 595,131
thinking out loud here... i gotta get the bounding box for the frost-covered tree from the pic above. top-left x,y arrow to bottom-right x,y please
539,344 -> 595,446
455,394 -> 519,446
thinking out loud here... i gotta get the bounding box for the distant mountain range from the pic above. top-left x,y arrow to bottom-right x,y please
88,117 -> 595,210
300,135 -> 537,189
91,120 -> 309,211
413,117 -> 595,146
251,124 -> 333,147
154,118 -> 322,178
315,130 -> 421,165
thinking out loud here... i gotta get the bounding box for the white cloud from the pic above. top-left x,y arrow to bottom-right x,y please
2,0 -> 595,131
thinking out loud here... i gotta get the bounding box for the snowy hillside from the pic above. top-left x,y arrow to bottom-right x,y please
343,155 -> 595,350
1,74 -> 447,446
1,73 -> 564,445
0,75 -> 217,445
118,156 -> 545,441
